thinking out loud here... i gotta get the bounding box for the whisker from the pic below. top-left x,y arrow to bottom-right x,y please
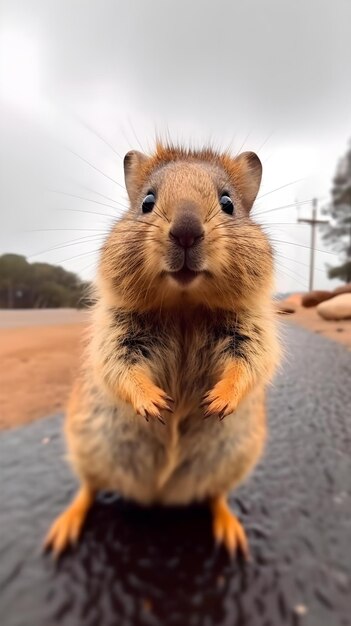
258,222 -> 311,226
78,184 -> 127,208
235,130 -> 252,156
275,265 -> 308,289
127,117 -> 147,153
256,178 -> 304,200
74,115 -> 123,159
77,259 -> 99,275
121,219 -> 161,229
275,251 -> 325,274
269,238 -> 337,255
53,249 -> 102,265
57,207 -> 116,220
205,199 -> 221,223
28,235 -> 107,259
275,260 -> 310,284
257,131 -> 275,153
254,198 -> 317,218
48,189 -> 128,212
209,230 -> 336,258
153,205 -> 170,224
25,228 -> 107,233
65,146 -> 125,190
152,200 -> 171,223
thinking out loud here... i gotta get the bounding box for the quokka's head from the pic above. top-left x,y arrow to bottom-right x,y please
99,143 -> 274,311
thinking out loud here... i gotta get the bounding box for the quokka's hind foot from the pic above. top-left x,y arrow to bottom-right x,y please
210,495 -> 249,559
44,484 -> 94,557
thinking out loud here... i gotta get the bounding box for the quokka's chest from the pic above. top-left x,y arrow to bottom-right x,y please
151,321 -> 222,401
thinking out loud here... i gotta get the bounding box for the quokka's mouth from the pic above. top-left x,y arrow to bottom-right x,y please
169,266 -> 202,285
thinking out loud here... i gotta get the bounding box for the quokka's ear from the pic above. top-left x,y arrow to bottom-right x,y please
233,151 -> 262,211
123,150 -> 149,200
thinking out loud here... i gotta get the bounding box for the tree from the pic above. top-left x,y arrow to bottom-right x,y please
0,254 -> 91,309
0,254 -> 31,307
322,141 -> 351,283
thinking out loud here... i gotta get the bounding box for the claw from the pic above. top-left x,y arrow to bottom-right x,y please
154,401 -> 173,414
134,383 -> 174,423
143,410 -> 166,425
218,405 -> 229,421
201,386 -> 237,420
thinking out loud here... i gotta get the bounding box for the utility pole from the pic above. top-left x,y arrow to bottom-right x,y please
297,198 -> 329,291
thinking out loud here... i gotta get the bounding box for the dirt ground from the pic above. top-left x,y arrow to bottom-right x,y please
0,318 -> 87,429
0,303 -> 350,430
278,295 -> 351,350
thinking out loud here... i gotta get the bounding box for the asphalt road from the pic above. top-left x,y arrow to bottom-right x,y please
1,325 -> 350,626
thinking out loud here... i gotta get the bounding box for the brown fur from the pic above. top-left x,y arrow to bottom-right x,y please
45,143 -> 281,556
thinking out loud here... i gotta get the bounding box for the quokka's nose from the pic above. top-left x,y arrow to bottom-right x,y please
169,211 -> 204,249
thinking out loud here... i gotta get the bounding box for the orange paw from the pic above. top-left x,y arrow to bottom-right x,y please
44,487 -> 92,557
201,379 -> 238,420
211,497 -> 249,558
133,383 -> 174,425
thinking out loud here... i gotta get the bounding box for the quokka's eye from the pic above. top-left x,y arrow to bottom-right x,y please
219,194 -> 234,215
142,192 -> 156,214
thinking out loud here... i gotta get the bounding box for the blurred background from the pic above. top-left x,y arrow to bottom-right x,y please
0,0 -> 350,429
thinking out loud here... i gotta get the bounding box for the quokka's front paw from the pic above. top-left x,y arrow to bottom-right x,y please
201,379 -> 238,420
133,383 -> 174,425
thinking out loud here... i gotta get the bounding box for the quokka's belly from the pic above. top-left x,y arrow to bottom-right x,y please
67,386 -> 266,506
158,392 -> 266,505
67,398 -> 169,504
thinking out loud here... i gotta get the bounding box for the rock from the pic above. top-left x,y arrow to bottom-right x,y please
283,293 -> 302,307
302,291 -> 333,308
317,294 -> 351,321
276,293 -> 302,314
276,304 -> 296,315
333,283 -> 351,296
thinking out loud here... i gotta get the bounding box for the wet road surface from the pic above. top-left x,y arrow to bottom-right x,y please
1,325 -> 351,626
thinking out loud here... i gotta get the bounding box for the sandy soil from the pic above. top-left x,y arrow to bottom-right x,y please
278,296 -> 351,351
1,304 -> 350,431
0,317 -> 87,429
0,308 -> 89,328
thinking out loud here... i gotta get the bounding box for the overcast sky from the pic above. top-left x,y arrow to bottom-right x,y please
1,0 -> 351,292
